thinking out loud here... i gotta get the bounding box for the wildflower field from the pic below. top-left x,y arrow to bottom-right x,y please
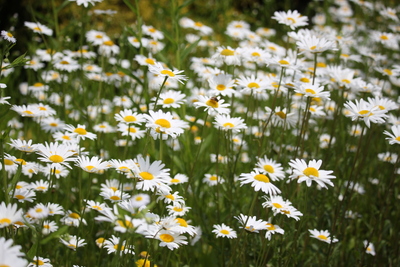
1,0 -> 400,266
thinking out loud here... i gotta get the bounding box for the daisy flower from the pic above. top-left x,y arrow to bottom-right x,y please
100,188 -> 130,203
61,211 -> 87,227
142,24 -> 164,40
13,186 -> 36,202
69,0 -> 102,8
212,223 -> 237,239
114,109 -> 146,125
148,62 -> 187,84
24,21 -> 53,36
8,139 -> 38,153
214,114 -> 247,133
255,156 -> 285,181
208,73 -> 237,97
272,10 -> 308,30
265,222 -> 284,240
212,46 -> 241,65
344,99 -> 388,128
239,170 -> 281,195
167,203 -> 191,217
262,195 -> 303,221
154,230 -> 188,250
236,75 -> 270,94
154,90 -> 186,108
129,193 -> 151,208
117,124 -> 146,140
0,237 -> 28,267
27,256 -> 52,267
59,235 -> 87,250
54,57 -> 80,72
1,30 -> 16,43
35,142 -> 76,169
193,95 -> 231,115
99,40 -> 120,56
30,180 -> 51,192
27,203 -> 50,220
202,174 -> 225,186
363,240 -> 376,256
64,124 -> 97,141
288,159 -> 336,188
294,83 -> 330,100
144,110 -> 188,139
75,155 -> 109,173
384,125 -> 400,145
104,235 -> 135,255
296,34 -> 337,54
42,220 -> 59,235
167,173 -> 189,185
234,214 -> 267,233
0,202 -> 23,228
309,229 -> 338,244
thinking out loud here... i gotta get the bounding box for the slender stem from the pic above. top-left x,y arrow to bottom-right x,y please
154,76 -> 169,110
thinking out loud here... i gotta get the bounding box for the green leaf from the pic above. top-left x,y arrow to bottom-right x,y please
123,0 -> 137,14
178,0 -> 196,11
180,37 -> 201,62
117,67 -> 144,86
4,52 -> 29,69
56,0 -> 71,13
40,225 -> 69,245
26,242 -> 39,260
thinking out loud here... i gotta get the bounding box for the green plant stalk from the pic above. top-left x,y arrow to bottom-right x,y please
153,76 -> 169,110
0,135 -> 9,203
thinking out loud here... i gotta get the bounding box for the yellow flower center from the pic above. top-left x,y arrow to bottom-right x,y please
35,208 -> 43,213
300,77 -> 310,83
251,52 -> 261,57
7,32 -> 13,38
223,122 -> 235,128
0,218 -> 11,225
170,178 -> 180,183
254,174 -> 270,183
74,127 -> 87,135
303,167 -> 319,177
60,60 -> 70,65
160,70 -> 175,77
113,244 -> 125,250
85,166 -> 95,171
173,207 -> 183,212
160,234 -> 174,242
341,79 -> 351,84
33,82 -> 44,87
23,110 -> 34,115
310,45 -> 317,50
206,99 -> 219,108
275,111 -> 286,119
103,40 -> 114,46
195,22 -> 203,27
69,212 -> 80,219
220,49 -> 235,56
140,171 -> 154,180
110,196 -> 121,201
278,60 -> 289,65
123,115 -> 136,122
305,88 -> 316,95
287,17 -> 296,23
129,128 -> 137,133
36,186 -> 46,190
4,159 -> 14,165
92,205 -> 102,211
210,175 -> 218,181
155,118 -> 171,128
272,203 -> 283,209
380,35 -> 388,40
145,58 -> 155,65
383,69 -> 393,76
216,84 -> 226,91
165,194 -> 175,200
318,235 -> 328,240
358,110 -> 370,115
33,27 -> 42,32
263,165 -> 274,173
49,155 -> 64,163
247,82 -> 260,88
15,195 -> 25,200
341,54 -> 349,58
176,218 -> 188,227
220,229 -> 229,235
266,223 -> 276,230
163,98 -> 175,104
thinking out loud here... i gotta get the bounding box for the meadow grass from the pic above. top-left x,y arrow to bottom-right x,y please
1,0 -> 400,266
